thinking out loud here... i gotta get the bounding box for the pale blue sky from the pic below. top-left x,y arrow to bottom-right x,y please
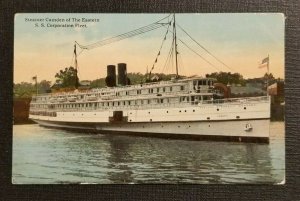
14,13 -> 284,83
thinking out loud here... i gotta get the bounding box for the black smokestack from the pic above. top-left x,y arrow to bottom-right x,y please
105,65 -> 116,87
118,63 -> 127,86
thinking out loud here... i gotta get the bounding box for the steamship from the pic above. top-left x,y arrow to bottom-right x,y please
29,14 -> 271,143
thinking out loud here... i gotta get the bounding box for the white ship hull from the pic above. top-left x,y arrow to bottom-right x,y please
30,97 -> 270,143
32,118 -> 269,143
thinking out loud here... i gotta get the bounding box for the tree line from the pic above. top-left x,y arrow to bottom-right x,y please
14,66 -> 280,98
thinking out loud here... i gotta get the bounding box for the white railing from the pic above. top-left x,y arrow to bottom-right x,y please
30,96 -> 269,113
200,96 -> 270,105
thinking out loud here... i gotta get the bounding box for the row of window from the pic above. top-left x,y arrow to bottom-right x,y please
116,85 -> 184,96
35,85 -> 186,102
194,80 -> 214,86
31,95 -> 211,110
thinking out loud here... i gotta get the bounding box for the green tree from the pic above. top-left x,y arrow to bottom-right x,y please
14,80 -> 52,97
127,72 -> 145,84
206,72 -> 245,86
38,80 -> 51,93
90,78 -> 106,88
55,66 -> 79,88
263,73 -> 275,80
14,82 -> 35,98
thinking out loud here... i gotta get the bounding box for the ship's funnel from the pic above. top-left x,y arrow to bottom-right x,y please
105,65 -> 116,87
117,63 -> 128,86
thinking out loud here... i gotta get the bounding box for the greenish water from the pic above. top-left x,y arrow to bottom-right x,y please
12,122 -> 285,184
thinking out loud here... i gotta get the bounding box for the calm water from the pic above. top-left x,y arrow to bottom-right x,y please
12,122 -> 285,184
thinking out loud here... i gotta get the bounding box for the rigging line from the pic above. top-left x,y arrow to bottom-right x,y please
77,14 -> 171,50
70,53 -> 74,67
176,23 -> 236,72
171,45 -> 174,74
168,39 -> 175,74
154,15 -> 174,75
161,37 -> 174,74
74,48 -> 84,79
79,24 -> 166,50
149,20 -> 172,75
178,53 -> 186,76
161,26 -> 222,72
162,15 -> 176,75
76,25 -> 160,49
179,38 -> 222,72
77,49 -> 84,56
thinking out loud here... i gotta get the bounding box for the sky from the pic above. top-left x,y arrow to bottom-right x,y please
14,13 -> 284,84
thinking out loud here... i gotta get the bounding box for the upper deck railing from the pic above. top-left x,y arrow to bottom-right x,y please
200,96 -> 269,105
31,77 -> 216,98
32,79 -> 188,97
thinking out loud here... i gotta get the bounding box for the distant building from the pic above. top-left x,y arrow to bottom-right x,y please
80,80 -> 91,86
268,82 -> 284,96
79,80 -> 91,90
13,97 -> 33,124
230,85 -> 265,97
268,81 -> 284,106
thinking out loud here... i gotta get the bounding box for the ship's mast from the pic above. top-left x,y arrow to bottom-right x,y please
74,43 -> 79,89
266,54 -> 269,97
173,13 -> 179,78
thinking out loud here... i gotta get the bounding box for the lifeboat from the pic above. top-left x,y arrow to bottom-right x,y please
57,97 -> 67,102
49,97 -> 57,103
68,96 -> 77,102
86,94 -> 97,101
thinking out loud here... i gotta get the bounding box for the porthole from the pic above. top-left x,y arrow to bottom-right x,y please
178,125 -> 181,128
236,116 -> 240,119
217,108 -> 219,111
207,117 -> 210,120
244,107 -> 246,110
184,110 -> 187,112
179,110 -> 181,113
148,112 -> 150,114
193,110 -> 195,112
166,111 -> 169,113
208,125 -> 211,127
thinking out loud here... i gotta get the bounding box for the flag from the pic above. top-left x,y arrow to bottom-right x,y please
259,56 -> 269,68
32,76 -> 37,81
262,57 -> 269,64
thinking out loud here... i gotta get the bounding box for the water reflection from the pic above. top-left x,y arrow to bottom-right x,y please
100,134 -> 275,184
12,123 -> 284,184
104,135 -> 135,183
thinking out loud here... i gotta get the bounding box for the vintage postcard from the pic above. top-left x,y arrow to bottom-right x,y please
13,13 -> 284,184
